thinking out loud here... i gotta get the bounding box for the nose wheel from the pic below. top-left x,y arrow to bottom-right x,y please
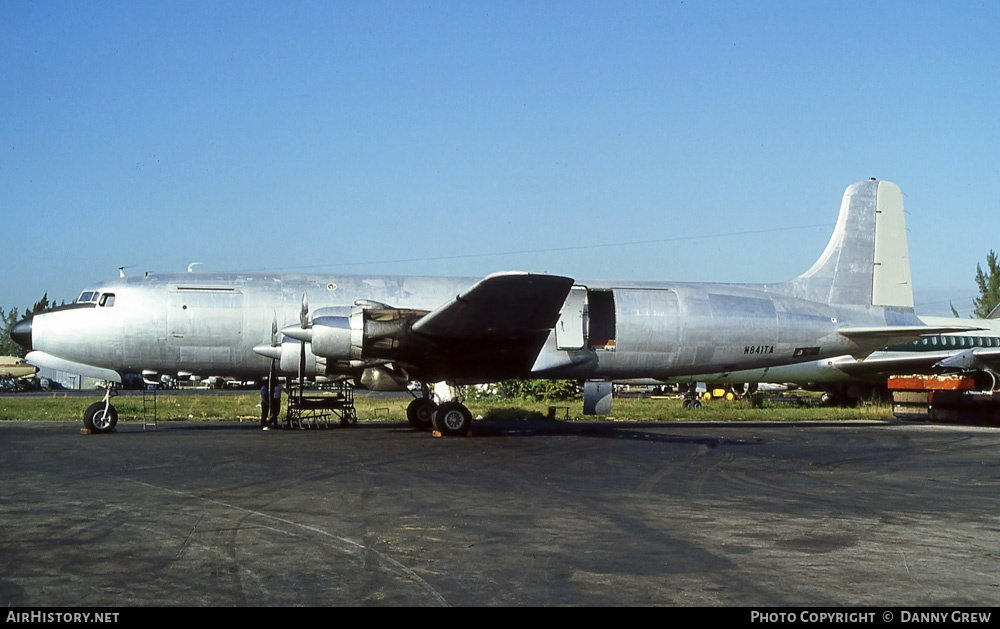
83,388 -> 118,433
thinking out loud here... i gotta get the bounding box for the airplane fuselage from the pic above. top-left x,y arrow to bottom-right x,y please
25,271 -> 918,385
12,179 -> 975,433
30,273 -> 474,380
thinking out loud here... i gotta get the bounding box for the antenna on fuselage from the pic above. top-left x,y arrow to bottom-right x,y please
187,262 -> 204,273
118,264 -> 137,278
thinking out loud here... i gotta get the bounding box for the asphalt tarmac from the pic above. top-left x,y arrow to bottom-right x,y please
1,417 -> 998,606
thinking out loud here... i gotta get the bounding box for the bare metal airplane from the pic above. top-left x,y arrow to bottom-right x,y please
11,179 -> 973,435
671,313 -> 1000,404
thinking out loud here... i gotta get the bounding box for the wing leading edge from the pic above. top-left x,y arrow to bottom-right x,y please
838,324 -> 985,352
411,272 -> 575,340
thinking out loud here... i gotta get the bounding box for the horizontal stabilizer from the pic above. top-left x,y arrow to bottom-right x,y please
412,272 -> 575,340
25,350 -> 122,383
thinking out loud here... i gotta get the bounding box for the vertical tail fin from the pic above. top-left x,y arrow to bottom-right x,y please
780,179 -> 913,308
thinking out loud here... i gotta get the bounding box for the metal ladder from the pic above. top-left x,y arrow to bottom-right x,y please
142,386 -> 157,430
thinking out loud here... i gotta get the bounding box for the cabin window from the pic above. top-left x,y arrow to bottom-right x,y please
99,293 -> 116,307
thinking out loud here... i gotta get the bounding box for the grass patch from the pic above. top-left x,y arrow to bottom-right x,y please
0,391 -> 893,423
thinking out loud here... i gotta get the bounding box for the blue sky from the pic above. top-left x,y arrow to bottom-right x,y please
3,1 -> 997,316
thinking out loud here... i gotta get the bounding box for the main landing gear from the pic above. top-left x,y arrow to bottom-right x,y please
431,401 -> 472,436
406,397 -> 437,431
83,387 -> 118,434
405,387 -> 472,437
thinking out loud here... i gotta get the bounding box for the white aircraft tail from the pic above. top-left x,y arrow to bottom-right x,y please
779,179 -> 913,308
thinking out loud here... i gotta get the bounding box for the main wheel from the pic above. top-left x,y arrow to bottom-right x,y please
431,401 -> 472,436
406,398 -> 437,431
83,402 -> 118,434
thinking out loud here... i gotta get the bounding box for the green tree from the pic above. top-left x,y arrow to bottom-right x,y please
0,307 -> 24,357
494,378 -> 580,401
0,294 -> 52,358
973,250 -> 1000,318
26,293 -> 50,317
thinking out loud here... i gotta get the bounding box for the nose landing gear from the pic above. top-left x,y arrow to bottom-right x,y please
83,387 -> 118,434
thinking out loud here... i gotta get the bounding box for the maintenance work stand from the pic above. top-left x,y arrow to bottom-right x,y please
283,380 -> 358,429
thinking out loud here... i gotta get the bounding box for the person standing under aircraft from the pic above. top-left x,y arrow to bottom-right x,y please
260,383 -> 270,429
270,381 -> 283,425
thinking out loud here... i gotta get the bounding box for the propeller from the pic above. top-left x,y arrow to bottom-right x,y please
268,312 -> 278,418
298,293 -> 308,405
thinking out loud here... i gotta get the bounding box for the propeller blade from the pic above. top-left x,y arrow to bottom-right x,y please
298,294 -> 309,402
271,312 -> 279,347
298,336 -> 307,394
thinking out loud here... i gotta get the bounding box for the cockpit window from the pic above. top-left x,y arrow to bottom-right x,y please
99,293 -> 115,307
78,291 -> 96,303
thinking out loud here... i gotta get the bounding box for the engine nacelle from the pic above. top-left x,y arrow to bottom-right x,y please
273,339 -> 372,378
276,303 -> 418,379
307,304 -> 412,363
278,340 -> 325,377
310,307 -> 363,361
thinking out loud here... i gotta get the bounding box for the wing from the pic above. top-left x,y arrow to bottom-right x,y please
411,272 -> 575,340
838,324 -> 985,352
832,347 -> 1000,379
934,347 -> 1000,372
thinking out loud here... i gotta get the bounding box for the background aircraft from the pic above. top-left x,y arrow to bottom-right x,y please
0,356 -> 38,392
671,311 -> 1000,404
12,179 -> 972,434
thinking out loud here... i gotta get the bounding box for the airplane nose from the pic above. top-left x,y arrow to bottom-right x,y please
11,316 -> 32,351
